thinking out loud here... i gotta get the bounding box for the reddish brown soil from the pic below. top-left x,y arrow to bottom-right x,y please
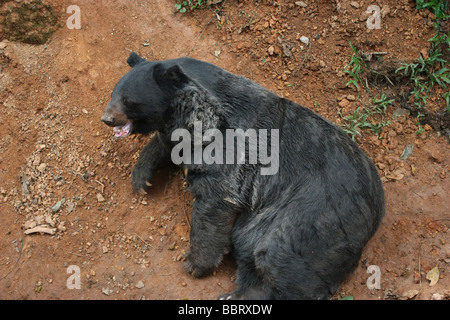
0,0 -> 448,300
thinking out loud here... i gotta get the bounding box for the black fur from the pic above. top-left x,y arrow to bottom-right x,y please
102,53 -> 385,299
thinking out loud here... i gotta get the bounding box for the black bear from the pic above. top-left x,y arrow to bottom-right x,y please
101,52 -> 385,299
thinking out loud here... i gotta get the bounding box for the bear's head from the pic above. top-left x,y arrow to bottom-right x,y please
101,52 -> 190,138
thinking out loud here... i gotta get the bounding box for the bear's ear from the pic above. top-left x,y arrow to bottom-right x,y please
127,52 -> 145,68
153,63 -> 189,87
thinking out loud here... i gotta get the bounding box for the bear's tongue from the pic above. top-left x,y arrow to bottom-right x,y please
113,122 -> 132,138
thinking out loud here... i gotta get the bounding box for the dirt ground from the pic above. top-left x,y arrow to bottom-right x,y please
0,0 -> 449,300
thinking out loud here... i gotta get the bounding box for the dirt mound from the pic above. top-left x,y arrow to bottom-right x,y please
0,0 -> 60,44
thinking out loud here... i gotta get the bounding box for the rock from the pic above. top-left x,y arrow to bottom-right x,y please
384,288 -> 400,299
45,215 -> 56,227
278,37 -> 293,58
295,1 -> 308,8
359,10 -> 371,22
401,289 -> 419,300
400,144 -> 414,160
66,201 -> 75,214
346,94 -> 356,101
338,98 -> 350,108
51,198 -> 66,213
0,41 -> 7,50
350,1 -> 360,9
431,293 -> 443,300
427,145 -> 443,163
57,222 -> 67,232
414,272 -> 421,284
20,175 -> 30,196
299,36 -> 309,45
24,219 -> 37,230
420,48 -> 429,60
136,280 -> 145,289
268,46 -> 275,55
393,108 -> 410,119
102,287 -> 113,296
37,163 -> 47,173
385,169 -> 405,181
381,5 -> 390,18
96,193 -> 106,202
35,215 -> 45,225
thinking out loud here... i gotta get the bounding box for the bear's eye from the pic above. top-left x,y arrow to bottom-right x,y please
122,97 -> 129,104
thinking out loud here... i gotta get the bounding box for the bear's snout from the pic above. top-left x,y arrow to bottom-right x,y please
101,100 -> 129,127
101,115 -> 115,127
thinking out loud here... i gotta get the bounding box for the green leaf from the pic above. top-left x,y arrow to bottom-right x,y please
338,296 -> 354,300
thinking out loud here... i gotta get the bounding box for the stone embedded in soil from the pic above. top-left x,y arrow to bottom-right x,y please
426,145 -> 444,163
20,175 -> 30,195
37,163 -> 47,173
360,10 -> 371,22
57,222 -> 66,232
381,6 -> 391,18
51,198 -> 65,213
102,287 -> 113,296
401,290 -> 419,300
431,293 -> 444,300
393,108 -> 410,119
295,1 -> 308,8
24,219 -> 37,230
299,36 -> 309,45
45,215 -> 56,227
400,144 -> 414,160
338,98 -> 351,108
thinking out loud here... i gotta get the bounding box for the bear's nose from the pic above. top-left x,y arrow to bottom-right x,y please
101,116 -> 115,127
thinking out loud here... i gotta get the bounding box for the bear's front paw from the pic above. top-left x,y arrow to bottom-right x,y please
131,165 -> 153,194
182,252 -> 215,278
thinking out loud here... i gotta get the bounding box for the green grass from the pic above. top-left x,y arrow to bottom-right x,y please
372,94 -> 395,114
340,43 -> 394,140
175,0 -> 205,13
416,0 -> 449,32
343,41 -> 368,92
339,96 -> 393,140
396,0 -> 449,115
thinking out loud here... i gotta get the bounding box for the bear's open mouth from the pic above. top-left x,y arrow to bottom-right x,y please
113,121 -> 132,138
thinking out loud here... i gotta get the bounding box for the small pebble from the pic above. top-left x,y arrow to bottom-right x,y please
299,36 -> 309,45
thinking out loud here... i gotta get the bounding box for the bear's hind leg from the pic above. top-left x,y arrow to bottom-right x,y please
252,237 -> 334,300
218,264 -> 271,300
